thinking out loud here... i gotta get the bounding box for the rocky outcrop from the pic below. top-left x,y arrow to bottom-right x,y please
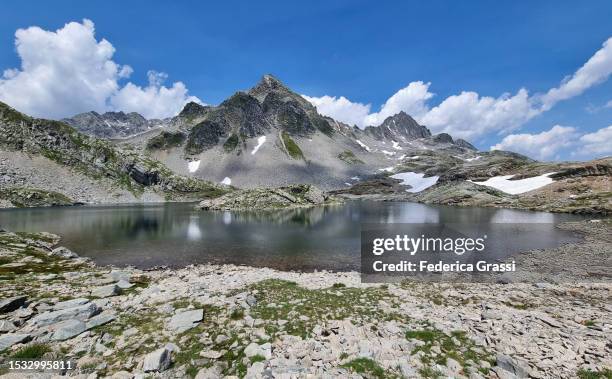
197,184 -> 338,210
0,187 -> 77,208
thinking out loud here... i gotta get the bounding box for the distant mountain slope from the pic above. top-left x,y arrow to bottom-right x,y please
0,101 -> 227,207
113,75 -> 479,190
62,111 -> 168,139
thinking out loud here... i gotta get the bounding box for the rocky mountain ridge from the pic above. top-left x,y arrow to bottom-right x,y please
0,101 -> 227,207
62,111 -> 168,139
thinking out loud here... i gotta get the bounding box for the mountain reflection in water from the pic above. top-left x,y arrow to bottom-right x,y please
0,201 -> 587,271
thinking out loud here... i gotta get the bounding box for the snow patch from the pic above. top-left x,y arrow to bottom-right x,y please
409,155 -> 421,160
397,154 -> 406,160
251,136 -> 266,155
351,176 -> 360,181
469,172 -> 556,195
188,160 -> 201,173
379,166 -> 397,173
465,156 -> 482,162
356,140 -> 372,152
391,172 -> 439,193
220,177 -> 232,185
381,150 -> 396,156
392,141 -> 402,150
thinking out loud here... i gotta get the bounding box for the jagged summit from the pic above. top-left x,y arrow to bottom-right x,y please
363,111 -> 431,141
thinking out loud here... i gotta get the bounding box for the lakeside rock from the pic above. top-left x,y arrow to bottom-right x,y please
197,184 -> 340,211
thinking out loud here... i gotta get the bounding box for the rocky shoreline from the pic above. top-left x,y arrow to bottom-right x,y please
0,221 -> 610,378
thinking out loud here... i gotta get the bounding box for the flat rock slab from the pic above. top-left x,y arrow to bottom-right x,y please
0,296 -> 27,313
51,319 -> 87,341
0,333 -> 31,351
86,312 -> 116,329
91,284 -> 121,298
168,309 -> 203,333
53,298 -> 90,311
30,302 -> 99,327
143,347 -> 172,372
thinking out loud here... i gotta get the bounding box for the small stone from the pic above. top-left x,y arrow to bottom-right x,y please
195,366 -> 223,379
0,296 -> 27,313
110,270 -> 131,282
116,280 -> 133,289
143,347 -> 172,372
215,334 -> 229,344
446,357 -> 462,373
91,284 -> 121,298
200,350 -> 224,359
246,294 -> 257,307
496,354 -> 531,378
49,246 -> 78,259
244,342 -> 263,358
246,362 -> 265,378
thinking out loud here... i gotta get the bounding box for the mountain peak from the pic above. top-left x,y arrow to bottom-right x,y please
248,74 -> 292,102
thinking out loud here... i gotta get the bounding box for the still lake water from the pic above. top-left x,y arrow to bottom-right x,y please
0,201 -> 587,271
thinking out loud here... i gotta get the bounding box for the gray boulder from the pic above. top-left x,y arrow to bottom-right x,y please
143,346 -> 172,372
496,354 -> 531,378
52,298 -> 90,310
91,284 -> 121,298
49,246 -> 78,259
30,302 -> 99,327
168,309 -> 203,333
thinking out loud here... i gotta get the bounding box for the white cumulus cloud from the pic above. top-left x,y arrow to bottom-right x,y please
304,36 -> 612,142
301,94 -> 370,127
0,19 -> 200,120
578,125 -> 612,155
490,125 -> 579,160
540,37 -> 612,111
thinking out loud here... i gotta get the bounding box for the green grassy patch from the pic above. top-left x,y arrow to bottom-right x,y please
281,131 -> 304,160
223,134 -> 240,152
338,150 -> 364,164
10,343 -> 51,359
243,279 -> 403,339
406,328 -> 494,376
577,369 -> 612,379
341,358 -> 398,379
146,131 -> 186,150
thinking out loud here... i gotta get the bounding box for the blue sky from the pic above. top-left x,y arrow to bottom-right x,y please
0,1 -> 611,160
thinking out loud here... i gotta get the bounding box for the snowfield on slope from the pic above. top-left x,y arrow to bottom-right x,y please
391,172 -> 439,193
469,172 -> 557,194
251,136 -> 266,155
188,160 -> 201,173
